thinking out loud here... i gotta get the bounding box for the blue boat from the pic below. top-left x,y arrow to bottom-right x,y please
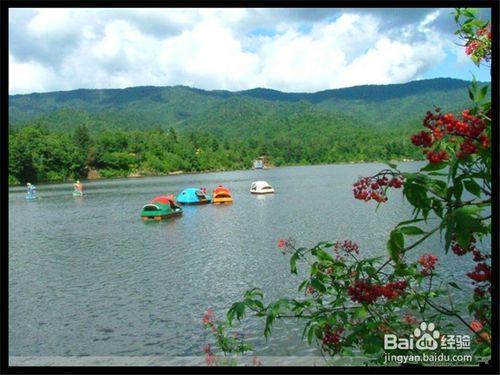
176,188 -> 211,205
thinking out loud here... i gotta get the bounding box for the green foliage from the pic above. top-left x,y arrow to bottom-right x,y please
9,78 -> 487,184
202,8 -> 492,365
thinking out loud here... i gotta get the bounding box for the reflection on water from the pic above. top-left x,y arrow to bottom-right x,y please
9,162 -> 478,357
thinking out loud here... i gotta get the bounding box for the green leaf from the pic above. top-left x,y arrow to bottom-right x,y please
290,252 -> 299,274
396,218 -> 427,227
404,181 -> 429,209
477,85 -> 488,102
453,179 -> 464,200
311,247 -> 334,262
421,162 -> 447,172
307,325 -> 316,344
310,277 -> 327,293
387,229 -> 404,263
463,179 -> 482,197
399,226 -> 426,236
298,279 -> 309,292
448,282 -> 462,290
432,199 -> 444,218
450,205 -> 486,248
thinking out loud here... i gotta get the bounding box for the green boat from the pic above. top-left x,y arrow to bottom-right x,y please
140,195 -> 183,221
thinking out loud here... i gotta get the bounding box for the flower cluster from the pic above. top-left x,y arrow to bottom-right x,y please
347,279 -> 408,304
353,171 -> 404,203
202,343 -> 216,366
202,308 -> 216,332
411,108 -> 489,162
464,23 -> 492,63
322,325 -> 344,347
332,240 -> 360,261
252,356 -> 262,366
277,238 -> 294,254
418,253 -> 438,276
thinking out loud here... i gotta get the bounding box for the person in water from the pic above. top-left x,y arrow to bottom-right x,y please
26,182 -> 36,196
74,180 -> 83,193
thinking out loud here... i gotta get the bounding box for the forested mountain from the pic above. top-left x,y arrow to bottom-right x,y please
9,78 -> 480,132
8,78 -> 488,184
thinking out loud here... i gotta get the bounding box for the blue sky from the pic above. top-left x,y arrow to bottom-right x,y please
9,8 -> 491,94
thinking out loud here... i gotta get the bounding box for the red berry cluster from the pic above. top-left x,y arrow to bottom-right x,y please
322,325 -> 344,347
418,253 -> 438,276
347,279 -> 408,304
426,150 -> 449,163
411,108 -> 489,163
353,172 -> 404,203
467,263 -> 491,282
451,236 -> 477,256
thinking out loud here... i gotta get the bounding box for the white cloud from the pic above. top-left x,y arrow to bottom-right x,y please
8,8 -> 464,94
9,54 -> 56,94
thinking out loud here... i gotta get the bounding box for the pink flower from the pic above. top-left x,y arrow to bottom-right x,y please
470,320 -> 483,332
252,356 -> 262,366
277,239 -> 287,248
401,312 -> 419,324
418,253 -> 438,275
202,308 -> 214,325
205,353 -> 216,366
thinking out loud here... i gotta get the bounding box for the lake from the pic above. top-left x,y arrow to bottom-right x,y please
8,162 -> 476,359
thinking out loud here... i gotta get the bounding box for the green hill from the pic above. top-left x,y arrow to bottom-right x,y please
9,78 -> 480,132
8,78 -> 488,184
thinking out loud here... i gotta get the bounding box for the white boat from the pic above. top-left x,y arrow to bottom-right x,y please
250,181 -> 275,194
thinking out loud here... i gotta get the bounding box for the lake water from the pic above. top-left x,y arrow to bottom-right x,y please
9,162 -> 476,358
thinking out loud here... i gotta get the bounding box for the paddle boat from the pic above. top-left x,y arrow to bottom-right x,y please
140,194 -> 183,221
250,181 -> 275,194
212,185 -> 233,204
26,192 -> 37,200
176,188 -> 211,205
73,190 -> 84,197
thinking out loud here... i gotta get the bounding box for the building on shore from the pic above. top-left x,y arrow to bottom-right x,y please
252,156 -> 270,169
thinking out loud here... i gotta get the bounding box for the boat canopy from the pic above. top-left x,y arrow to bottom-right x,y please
214,185 -> 231,194
176,188 -> 210,203
251,181 -> 272,190
150,195 -> 175,205
142,203 -> 163,211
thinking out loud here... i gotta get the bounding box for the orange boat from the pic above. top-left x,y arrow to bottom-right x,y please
212,185 -> 233,204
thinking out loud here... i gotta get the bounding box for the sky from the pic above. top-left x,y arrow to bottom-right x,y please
8,7 -> 491,95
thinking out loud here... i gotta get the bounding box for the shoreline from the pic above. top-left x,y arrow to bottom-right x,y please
8,158 -> 421,187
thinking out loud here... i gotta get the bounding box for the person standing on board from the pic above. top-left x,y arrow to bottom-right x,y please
26,182 -> 37,198
74,180 -> 83,194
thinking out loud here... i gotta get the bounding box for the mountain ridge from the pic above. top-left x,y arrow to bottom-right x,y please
9,77 -> 486,133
